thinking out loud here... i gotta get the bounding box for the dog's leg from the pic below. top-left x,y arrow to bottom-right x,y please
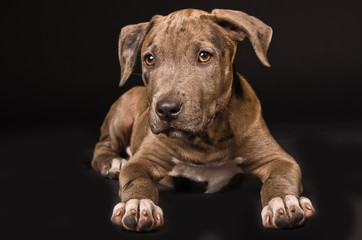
91,102 -> 132,178
91,87 -> 146,179
91,136 -> 128,179
257,159 -> 315,229
111,146 -> 172,231
242,127 -> 315,229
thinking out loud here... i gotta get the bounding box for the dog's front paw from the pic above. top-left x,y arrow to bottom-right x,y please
100,158 -> 127,179
261,195 -> 315,229
111,199 -> 164,231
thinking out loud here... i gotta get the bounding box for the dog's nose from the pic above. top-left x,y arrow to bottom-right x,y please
156,99 -> 182,121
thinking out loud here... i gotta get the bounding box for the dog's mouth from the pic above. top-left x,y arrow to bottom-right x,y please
161,128 -> 191,139
150,115 -> 215,139
151,120 -> 193,139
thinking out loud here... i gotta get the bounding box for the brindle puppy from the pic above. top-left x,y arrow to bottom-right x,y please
91,9 -> 315,231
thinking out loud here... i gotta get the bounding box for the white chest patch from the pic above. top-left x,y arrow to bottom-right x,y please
168,157 -> 244,193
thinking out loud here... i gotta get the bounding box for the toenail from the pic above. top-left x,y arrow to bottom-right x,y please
290,206 -> 296,213
279,208 -> 284,215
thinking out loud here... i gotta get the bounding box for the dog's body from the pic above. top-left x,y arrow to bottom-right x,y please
91,9 -> 315,231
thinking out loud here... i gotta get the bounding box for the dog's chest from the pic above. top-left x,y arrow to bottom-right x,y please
168,157 -> 244,193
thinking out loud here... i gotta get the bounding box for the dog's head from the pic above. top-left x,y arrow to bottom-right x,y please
118,9 -> 272,138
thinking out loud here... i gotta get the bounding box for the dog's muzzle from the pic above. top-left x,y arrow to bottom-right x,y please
152,98 -> 189,138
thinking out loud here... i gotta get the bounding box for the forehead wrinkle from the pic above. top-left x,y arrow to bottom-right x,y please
164,13 -> 205,35
143,12 -> 229,61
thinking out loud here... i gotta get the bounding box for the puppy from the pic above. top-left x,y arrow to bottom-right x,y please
91,9 -> 315,231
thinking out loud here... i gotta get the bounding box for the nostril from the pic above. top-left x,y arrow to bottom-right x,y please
156,99 -> 182,121
157,108 -> 165,115
170,108 -> 179,114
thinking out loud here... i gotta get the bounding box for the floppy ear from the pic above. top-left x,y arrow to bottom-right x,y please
118,22 -> 149,87
211,9 -> 273,67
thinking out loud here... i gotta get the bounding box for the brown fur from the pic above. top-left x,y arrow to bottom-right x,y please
91,9 -> 311,230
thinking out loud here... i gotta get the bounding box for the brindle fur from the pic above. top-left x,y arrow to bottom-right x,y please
91,9 -> 314,231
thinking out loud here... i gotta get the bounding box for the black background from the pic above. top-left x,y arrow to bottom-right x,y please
1,0 -> 362,239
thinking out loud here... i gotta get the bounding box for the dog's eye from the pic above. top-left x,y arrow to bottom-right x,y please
198,52 -> 212,63
145,54 -> 155,66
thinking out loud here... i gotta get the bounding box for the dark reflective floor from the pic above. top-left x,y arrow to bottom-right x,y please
2,121 -> 361,240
